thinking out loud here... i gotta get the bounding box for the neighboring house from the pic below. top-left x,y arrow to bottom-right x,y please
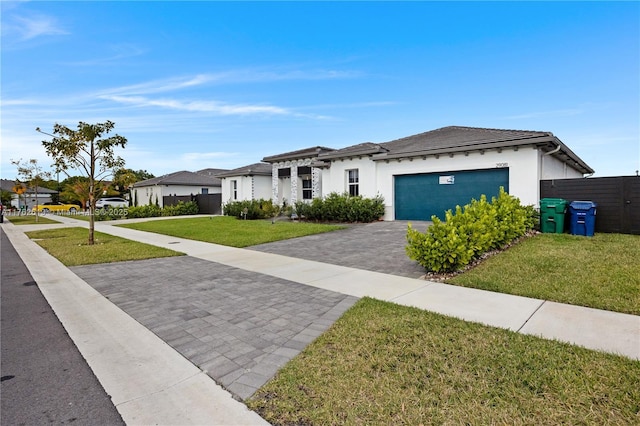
262,126 -> 594,221
0,179 -> 57,209
130,170 -> 226,208
215,163 -> 273,203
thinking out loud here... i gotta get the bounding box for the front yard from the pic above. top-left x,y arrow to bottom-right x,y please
446,233 -> 640,315
248,297 -> 640,425
25,227 -> 183,266
118,216 -> 345,247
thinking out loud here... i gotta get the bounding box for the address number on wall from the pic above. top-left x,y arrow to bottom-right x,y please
496,162 -> 509,168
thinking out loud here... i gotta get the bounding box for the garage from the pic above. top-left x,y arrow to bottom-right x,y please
394,168 -> 509,221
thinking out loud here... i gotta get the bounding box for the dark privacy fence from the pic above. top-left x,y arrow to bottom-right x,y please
163,193 -> 222,215
540,176 -> 639,235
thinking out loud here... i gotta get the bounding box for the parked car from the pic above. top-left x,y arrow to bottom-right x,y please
95,197 -> 128,209
34,202 -> 80,213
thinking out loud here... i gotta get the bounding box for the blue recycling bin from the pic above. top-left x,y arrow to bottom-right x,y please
569,201 -> 597,236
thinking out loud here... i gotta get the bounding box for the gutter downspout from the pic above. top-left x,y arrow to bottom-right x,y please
541,142 -> 562,178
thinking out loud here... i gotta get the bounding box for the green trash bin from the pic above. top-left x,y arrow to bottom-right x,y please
540,198 -> 568,233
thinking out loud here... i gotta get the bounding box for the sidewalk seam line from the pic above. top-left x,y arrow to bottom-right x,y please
113,370 -> 206,408
516,300 -> 547,333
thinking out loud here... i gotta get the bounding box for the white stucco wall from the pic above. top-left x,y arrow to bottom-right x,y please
253,176 -> 273,201
134,185 -> 220,208
221,175 -> 272,203
374,147 -> 541,220
540,151 -> 584,180
322,157 -> 378,197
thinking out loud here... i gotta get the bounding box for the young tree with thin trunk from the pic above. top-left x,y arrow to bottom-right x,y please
11,159 -> 51,223
38,121 -> 127,245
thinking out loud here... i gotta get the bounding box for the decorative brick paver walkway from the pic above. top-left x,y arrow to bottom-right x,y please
249,220 -> 431,278
71,256 -> 357,400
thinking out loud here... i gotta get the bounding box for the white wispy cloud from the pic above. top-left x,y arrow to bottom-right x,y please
4,13 -> 68,41
63,44 -> 147,66
97,75 -> 216,97
99,67 -> 361,97
102,95 -> 291,116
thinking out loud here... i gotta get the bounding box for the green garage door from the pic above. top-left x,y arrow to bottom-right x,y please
395,168 -> 509,221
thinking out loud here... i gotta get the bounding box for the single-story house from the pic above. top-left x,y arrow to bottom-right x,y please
131,169 -> 227,208
215,163 -> 274,203
0,179 -> 57,209
259,126 -> 593,221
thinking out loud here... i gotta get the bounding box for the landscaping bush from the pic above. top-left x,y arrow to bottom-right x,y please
406,188 -> 536,273
223,199 -> 279,220
126,204 -> 162,219
294,192 -> 385,223
162,201 -> 199,216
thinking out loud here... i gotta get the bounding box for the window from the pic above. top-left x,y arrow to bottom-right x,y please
231,180 -> 238,200
347,169 -> 359,196
302,178 -> 312,200
201,188 -> 209,195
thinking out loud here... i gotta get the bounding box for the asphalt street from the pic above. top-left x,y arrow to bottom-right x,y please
0,228 -> 124,425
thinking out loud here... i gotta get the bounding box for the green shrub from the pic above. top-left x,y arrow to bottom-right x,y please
406,213 -> 474,273
293,193 -> 385,223
127,204 -> 162,218
223,199 -> 279,220
406,188 -> 535,273
162,201 -> 199,216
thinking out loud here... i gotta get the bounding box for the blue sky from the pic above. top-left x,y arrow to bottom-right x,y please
2,1 -> 638,179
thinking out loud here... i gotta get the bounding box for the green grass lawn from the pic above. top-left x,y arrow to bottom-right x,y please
248,298 -> 640,425
118,216 -> 345,247
446,233 -> 640,315
4,214 -> 61,225
25,227 -> 183,266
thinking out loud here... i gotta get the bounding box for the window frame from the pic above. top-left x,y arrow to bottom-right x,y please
347,169 -> 359,196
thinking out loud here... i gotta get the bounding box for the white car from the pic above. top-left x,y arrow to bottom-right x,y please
95,197 -> 128,209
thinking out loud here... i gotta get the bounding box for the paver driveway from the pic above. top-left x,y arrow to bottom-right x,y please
71,256 -> 357,400
70,220 -> 428,400
249,220 -> 431,278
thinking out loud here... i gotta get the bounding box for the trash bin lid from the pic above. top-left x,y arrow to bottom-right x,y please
569,201 -> 597,210
540,198 -> 568,206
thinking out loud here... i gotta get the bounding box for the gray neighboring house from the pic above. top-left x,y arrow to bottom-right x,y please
1,179 -> 57,209
131,170 -> 227,208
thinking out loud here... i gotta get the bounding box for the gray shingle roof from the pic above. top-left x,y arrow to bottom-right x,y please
0,179 -> 57,194
317,142 -> 389,160
379,126 -> 553,154
263,146 -> 335,163
214,163 -> 272,178
131,170 -> 222,187
196,168 -> 229,178
369,126 -> 593,174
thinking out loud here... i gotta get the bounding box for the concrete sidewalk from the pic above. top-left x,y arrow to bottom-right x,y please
2,220 -> 269,426
89,216 -> 639,360
3,214 -> 639,424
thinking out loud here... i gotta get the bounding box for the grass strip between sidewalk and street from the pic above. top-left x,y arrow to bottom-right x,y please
4,214 -> 61,225
118,216 -> 345,247
248,297 -> 640,425
25,227 -> 184,266
446,233 -> 640,315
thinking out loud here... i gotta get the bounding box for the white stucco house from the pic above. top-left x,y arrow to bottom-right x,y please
131,169 -> 226,208
260,126 -> 593,221
0,179 -> 57,209
215,163 -> 273,203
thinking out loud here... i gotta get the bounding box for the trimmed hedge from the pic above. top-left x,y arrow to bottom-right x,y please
223,199 -> 280,220
294,192 -> 385,223
406,188 -> 536,273
125,201 -> 199,219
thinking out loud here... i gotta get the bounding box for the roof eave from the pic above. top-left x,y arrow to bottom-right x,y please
372,137 -> 555,161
